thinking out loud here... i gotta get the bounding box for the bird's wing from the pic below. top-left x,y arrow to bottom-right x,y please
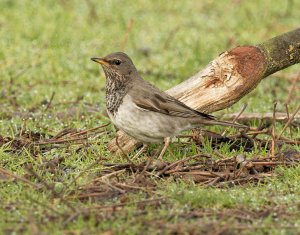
130,81 -> 215,120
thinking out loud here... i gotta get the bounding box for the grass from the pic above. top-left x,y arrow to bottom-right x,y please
1,0 -> 300,234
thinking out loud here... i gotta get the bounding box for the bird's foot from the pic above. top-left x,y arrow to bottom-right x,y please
157,137 -> 170,160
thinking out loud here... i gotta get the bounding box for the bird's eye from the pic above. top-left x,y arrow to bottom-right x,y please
114,59 -> 121,65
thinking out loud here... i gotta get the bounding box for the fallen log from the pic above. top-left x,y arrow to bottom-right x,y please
108,28 -> 300,154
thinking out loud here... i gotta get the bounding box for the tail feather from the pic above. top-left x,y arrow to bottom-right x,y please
197,119 -> 248,129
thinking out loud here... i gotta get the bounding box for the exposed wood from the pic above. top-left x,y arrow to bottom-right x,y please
108,28 -> 300,154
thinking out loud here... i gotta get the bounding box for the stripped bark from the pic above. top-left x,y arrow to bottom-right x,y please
108,28 -> 300,154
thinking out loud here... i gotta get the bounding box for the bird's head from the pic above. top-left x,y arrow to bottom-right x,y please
91,52 -> 137,79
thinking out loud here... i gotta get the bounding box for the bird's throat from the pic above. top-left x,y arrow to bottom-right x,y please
105,72 -> 129,115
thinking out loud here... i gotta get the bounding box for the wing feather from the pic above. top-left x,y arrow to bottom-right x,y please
130,82 -> 215,120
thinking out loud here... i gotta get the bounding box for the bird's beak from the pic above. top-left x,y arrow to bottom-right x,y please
91,57 -> 110,67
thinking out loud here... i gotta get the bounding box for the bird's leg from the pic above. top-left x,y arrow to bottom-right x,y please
158,137 -> 170,160
131,144 -> 148,160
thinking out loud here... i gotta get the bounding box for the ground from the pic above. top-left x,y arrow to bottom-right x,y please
0,1 -> 300,234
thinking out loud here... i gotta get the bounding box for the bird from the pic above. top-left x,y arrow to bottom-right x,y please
91,52 -> 246,158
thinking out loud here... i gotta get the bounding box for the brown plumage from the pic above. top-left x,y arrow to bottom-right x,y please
91,52 -> 245,143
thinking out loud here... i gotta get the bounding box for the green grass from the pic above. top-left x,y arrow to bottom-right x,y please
1,0 -> 300,234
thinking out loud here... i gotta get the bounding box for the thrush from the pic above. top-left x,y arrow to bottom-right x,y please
91,52 -> 246,158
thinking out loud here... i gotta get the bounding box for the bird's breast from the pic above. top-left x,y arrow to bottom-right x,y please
107,94 -> 192,143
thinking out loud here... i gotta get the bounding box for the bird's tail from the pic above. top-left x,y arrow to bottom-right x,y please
196,118 -> 248,129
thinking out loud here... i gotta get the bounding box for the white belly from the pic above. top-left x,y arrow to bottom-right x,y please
107,95 -> 192,143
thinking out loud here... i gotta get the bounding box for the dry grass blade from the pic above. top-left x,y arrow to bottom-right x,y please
67,123 -> 110,138
0,124 -> 110,156
0,167 -> 38,188
223,112 -> 300,124
222,103 -> 248,136
37,136 -> 90,145
285,70 -> 300,104
271,102 -> 277,160
276,104 -> 300,141
157,154 -> 210,176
